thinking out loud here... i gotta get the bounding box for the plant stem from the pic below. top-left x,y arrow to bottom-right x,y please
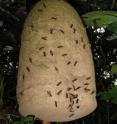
0,75 -> 4,105
111,0 -> 115,9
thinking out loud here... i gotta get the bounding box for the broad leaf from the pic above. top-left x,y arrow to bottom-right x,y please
82,11 -> 117,28
107,22 -> 117,32
97,86 -> 117,104
111,64 -> 117,75
23,116 -> 34,122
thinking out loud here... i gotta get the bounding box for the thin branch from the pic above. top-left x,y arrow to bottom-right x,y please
0,7 -> 20,22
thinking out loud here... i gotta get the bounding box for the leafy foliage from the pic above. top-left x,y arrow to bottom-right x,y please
111,64 -> 117,75
82,11 -> 117,40
108,22 -> 117,32
97,86 -> 117,104
82,11 -> 117,28
82,10 -> 117,104
11,116 -> 35,124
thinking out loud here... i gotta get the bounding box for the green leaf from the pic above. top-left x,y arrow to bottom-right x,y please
12,121 -> 24,124
97,91 -> 110,101
97,86 -> 117,104
109,86 -> 117,97
23,116 -> 34,122
111,64 -> 117,75
107,22 -> 117,32
82,11 -> 117,28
